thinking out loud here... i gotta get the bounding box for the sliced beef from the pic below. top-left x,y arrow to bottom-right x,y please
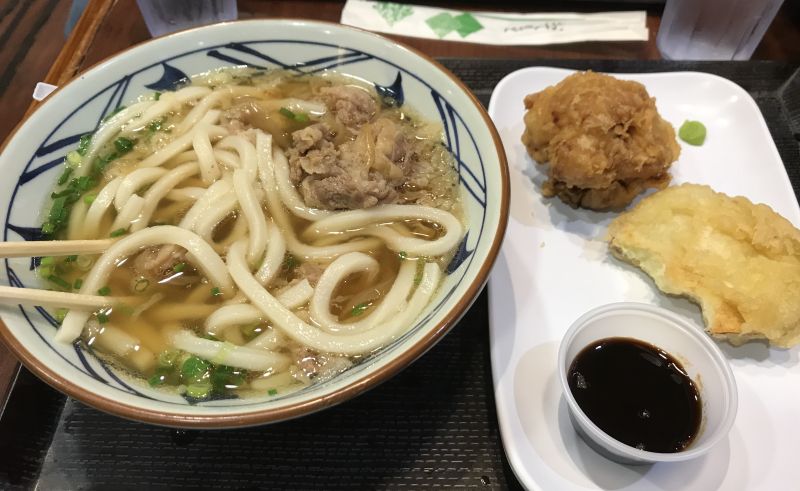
287,117 -> 419,210
318,85 -> 377,128
292,261 -> 325,287
132,246 -> 188,282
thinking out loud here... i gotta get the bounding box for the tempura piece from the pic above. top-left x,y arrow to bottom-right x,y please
521,71 -> 681,210
608,183 -> 800,347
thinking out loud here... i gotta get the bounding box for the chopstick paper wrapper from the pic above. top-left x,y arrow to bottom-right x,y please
341,0 -> 648,45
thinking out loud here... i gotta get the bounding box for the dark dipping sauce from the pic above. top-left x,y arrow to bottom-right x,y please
567,337 -> 702,453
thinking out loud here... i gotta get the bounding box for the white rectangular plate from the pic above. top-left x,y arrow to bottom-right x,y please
487,67 -> 800,490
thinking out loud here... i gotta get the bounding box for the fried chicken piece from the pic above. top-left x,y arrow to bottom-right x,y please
521,71 -> 681,210
607,184 -> 800,347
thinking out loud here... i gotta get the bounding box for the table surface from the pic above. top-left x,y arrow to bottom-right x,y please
0,0 -> 799,477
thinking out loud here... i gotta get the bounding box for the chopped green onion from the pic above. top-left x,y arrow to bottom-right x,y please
185,382 -> 212,399
181,356 -> 211,383
210,286 -> 221,297
110,228 -> 127,237
398,251 -> 407,260
54,308 -> 69,323
38,265 -> 53,278
279,107 -> 309,123
97,286 -> 111,296
73,278 -> 83,290
65,255 -> 78,262
678,120 -> 707,146
413,260 -> 424,286
134,278 -> 150,293
83,194 -> 97,204
279,107 -> 295,119
97,312 -> 109,324
66,151 -> 82,166
77,134 -> 92,156
173,262 -> 186,273
113,137 -> 135,154
211,365 -> 245,390
148,368 -> 170,387
153,91 -> 162,101
57,167 -> 73,185
40,256 -> 55,266
268,388 -> 278,396
47,275 -> 71,290
281,253 -> 299,271
157,349 -> 180,368
147,119 -> 163,133
350,303 -> 369,317
92,152 -> 120,175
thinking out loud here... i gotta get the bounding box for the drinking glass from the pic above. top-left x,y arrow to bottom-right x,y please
656,0 -> 784,60
136,0 -> 238,38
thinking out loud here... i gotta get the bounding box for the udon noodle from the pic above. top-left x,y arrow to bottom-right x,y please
40,68 -> 464,400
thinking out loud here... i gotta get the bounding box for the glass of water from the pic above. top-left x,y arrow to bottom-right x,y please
136,0 -> 238,38
656,0 -> 784,60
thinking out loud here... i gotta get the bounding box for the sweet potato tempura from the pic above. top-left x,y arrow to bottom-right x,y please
608,184 -> 800,347
521,71 -> 681,210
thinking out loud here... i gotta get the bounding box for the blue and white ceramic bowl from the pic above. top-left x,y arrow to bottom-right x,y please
0,20 -> 508,427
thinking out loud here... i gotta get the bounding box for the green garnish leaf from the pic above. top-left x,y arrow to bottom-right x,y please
678,120 -> 707,146
110,228 -> 127,237
92,152 -> 119,175
65,255 -> 78,262
57,167 -> 73,185
210,286 -> 221,297
268,388 -> 278,396
157,349 -> 180,368
211,365 -> 245,391
181,356 -> 211,383
97,286 -> 111,296
77,134 -> 92,156
66,151 -> 82,167
147,119 -> 163,133
279,107 -> 309,123
148,368 -> 169,387
350,303 -> 369,317
281,253 -> 299,271
73,278 -> 83,290
113,137 -> 135,154
54,308 -> 69,323
185,382 -> 212,399
47,275 -> 71,290
173,262 -> 186,273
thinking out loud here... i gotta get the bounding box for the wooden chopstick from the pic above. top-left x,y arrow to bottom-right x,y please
0,239 -> 116,258
0,285 -> 137,310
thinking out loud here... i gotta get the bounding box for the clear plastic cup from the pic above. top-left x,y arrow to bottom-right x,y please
656,0 -> 784,60
558,303 -> 738,465
136,0 -> 238,38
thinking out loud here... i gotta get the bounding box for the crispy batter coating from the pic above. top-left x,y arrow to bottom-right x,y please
521,71 -> 681,210
608,184 -> 800,347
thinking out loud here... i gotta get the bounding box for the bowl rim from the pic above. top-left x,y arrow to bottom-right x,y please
0,19 -> 510,428
557,302 -> 739,462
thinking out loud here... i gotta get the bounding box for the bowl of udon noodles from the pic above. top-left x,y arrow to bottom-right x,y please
0,20 -> 508,427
